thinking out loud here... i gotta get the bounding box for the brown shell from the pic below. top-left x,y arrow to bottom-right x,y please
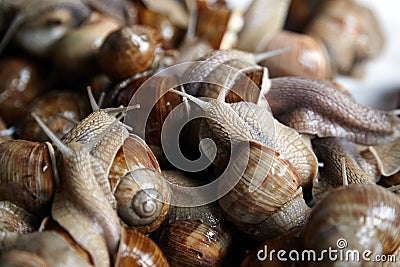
114,227 -> 169,267
0,201 -> 38,234
158,220 -> 232,267
98,25 -> 161,80
306,0 -> 385,75
304,184 -> 400,258
109,75 -> 183,161
109,134 -> 170,234
258,30 -> 331,79
17,91 -> 88,142
195,0 -> 232,49
240,227 -> 304,267
0,140 -> 56,216
136,3 -> 183,49
0,57 -> 44,125
218,140 -> 302,225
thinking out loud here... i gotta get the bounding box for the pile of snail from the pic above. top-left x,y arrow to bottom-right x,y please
0,0 -> 399,266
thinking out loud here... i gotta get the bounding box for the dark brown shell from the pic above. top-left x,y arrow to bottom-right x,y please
158,220 -> 232,267
0,140 -> 56,216
98,25 -> 161,80
17,91 -> 88,142
114,227 -> 169,267
0,57 -> 45,125
0,201 -> 38,234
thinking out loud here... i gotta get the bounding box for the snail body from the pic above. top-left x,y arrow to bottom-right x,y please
33,114 -> 121,267
266,77 -> 400,145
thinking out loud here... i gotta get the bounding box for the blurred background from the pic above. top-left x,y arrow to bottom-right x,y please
335,0 -> 400,109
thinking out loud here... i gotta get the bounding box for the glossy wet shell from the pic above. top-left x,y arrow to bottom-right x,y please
218,140 -> 301,225
0,140 -> 55,216
304,184 -> 400,257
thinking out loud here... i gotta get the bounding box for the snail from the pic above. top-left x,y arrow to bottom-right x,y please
257,30 -> 331,79
0,139 -> 57,217
304,184 -> 400,267
0,0 -> 91,56
312,137 -> 378,200
0,56 -> 45,125
33,113 -> 122,267
305,0 -> 385,76
266,77 -> 400,145
0,0 -> 134,55
16,90 -> 89,142
48,11 -> 120,77
108,133 -> 171,234
97,25 -> 162,81
0,230 -> 92,266
236,0 -> 292,52
161,170 -> 223,226
169,80 -> 316,239
58,90 -> 171,234
284,0 -> 327,32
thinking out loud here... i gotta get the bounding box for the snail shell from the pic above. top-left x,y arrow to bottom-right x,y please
114,227 -> 169,267
218,140 -> 310,240
312,137 -> 376,200
0,201 -> 38,234
17,91 -> 88,142
304,184 -> 400,266
98,25 -> 162,80
0,231 -> 92,267
305,0 -> 384,76
0,140 -> 56,217
240,227 -> 304,267
108,132 -> 171,234
158,220 -> 232,267
0,56 -> 45,125
257,30 -> 331,79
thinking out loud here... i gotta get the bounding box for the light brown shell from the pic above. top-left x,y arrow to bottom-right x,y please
109,133 -> 170,234
114,227 -> 169,267
0,140 -> 56,216
158,220 -> 232,267
98,25 -> 161,80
